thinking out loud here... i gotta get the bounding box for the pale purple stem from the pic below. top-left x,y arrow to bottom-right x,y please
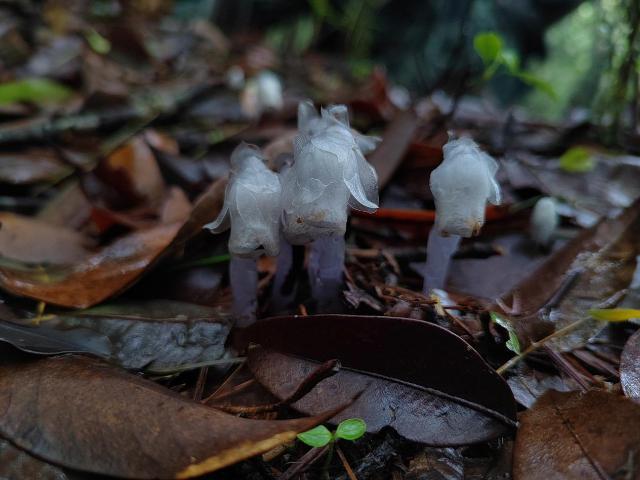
422,229 -> 461,295
230,256 -> 258,327
271,235 -> 295,312
309,235 -> 345,311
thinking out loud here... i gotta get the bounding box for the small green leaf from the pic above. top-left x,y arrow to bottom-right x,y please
335,418 -> 367,441
490,312 -> 521,354
500,49 -> 520,74
85,28 -> 111,54
589,308 -> 640,322
293,16 -> 315,54
473,32 -> 503,65
559,147 -> 596,173
515,71 -> 557,100
297,425 -> 333,447
0,78 -> 73,106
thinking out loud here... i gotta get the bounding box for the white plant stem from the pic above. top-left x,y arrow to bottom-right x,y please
309,235 -> 345,311
422,229 -> 461,295
271,236 -> 295,312
229,256 -> 258,327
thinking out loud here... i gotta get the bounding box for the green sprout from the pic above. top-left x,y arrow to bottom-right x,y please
297,418 -> 367,448
490,312 -> 521,354
473,31 -> 556,100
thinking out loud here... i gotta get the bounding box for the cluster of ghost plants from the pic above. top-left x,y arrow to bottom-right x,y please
205,100 -> 381,326
205,99 -> 503,326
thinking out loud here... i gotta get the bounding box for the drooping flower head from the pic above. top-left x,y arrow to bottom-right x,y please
205,143 -> 282,258
430,136 -> 501,237
282,101 -> 380,244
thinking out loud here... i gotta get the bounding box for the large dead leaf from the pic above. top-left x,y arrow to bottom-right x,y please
0,222 -> 181,308
0,212 -> 91,264
0,355 -> 337,479
513,389 -> 640,480
243,315 -> 517,444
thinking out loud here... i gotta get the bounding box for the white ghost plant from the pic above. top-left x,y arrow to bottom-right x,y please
240,70 -> 284,118
204,142 -> 282,326
423,136 -> 501,294
282,100 -> 380,245
530,196 -> 558,247
281,100 -> 380,310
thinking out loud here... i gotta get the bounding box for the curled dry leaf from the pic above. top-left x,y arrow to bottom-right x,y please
0,212 -> 91,264
621,328 -> 640,403
513,389 -> 640,480
243,315 -> 517,445
0,355 -> 338,479
0,222 -> 182,308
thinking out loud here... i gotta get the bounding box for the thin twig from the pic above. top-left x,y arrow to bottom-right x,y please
336,446 -> 358,480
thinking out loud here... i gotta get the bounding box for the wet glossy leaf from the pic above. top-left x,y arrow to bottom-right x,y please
621,328 -> 640,403
335,418 -> 366,441
244,315 -> 517,445
0,355 -> 337,479
297,425 -> 333,447
514,390 -> 640,480
44,300 -> 231,370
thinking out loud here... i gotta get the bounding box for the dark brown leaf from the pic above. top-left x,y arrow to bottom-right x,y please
0,355 -> 337,479
513,389 -> 640,480
243,315 -> 517,444
621,328 -> 640,403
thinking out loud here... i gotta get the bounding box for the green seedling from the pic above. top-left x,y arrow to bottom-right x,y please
297,418 -> 367,448
473,31 -> 556,100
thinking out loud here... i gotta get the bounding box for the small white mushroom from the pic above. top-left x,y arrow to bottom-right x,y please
530,196 -> 558,247
423,136 -> 501,294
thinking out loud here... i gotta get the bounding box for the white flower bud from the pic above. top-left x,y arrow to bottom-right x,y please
240,70 -> 283,118
530,197 -> 558,246
282,101 -> 380,244
430,137 -> 501,237
204,143 -> 282,258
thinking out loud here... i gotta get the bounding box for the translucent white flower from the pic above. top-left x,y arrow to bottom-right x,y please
282,101 -> 380,244
241,70 -> 283,118
530,196 -> 558,246
204,143 -> 282,258
430,136 -> 501,237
